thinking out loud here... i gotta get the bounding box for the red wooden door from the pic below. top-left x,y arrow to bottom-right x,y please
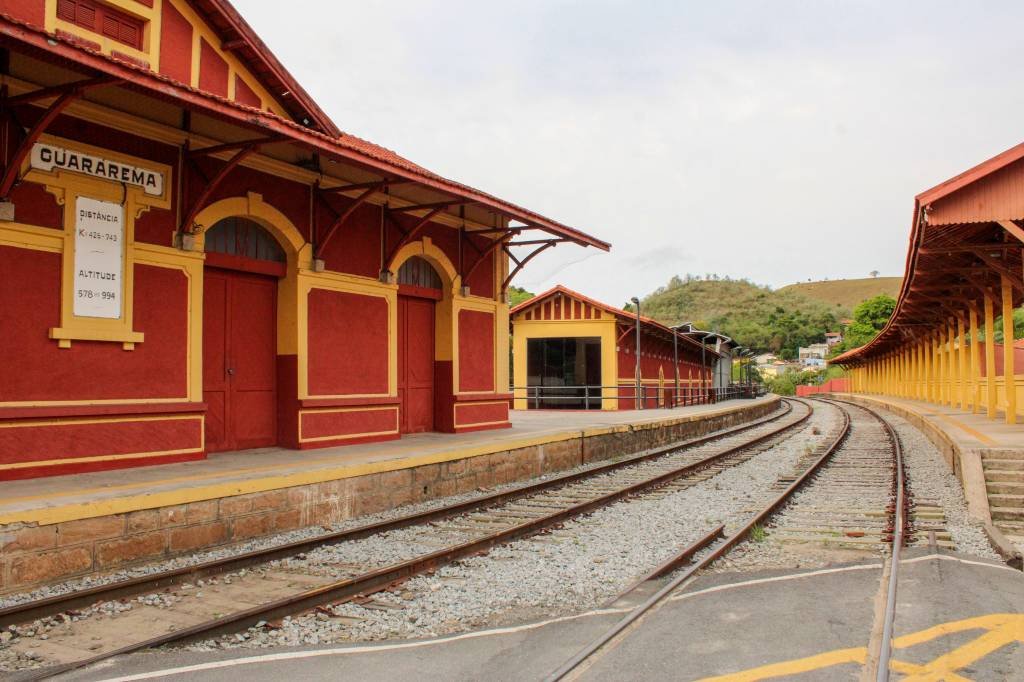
398,295 -> 435,433
203,268 -> 277,452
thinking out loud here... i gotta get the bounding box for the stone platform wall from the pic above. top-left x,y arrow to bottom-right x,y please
0,398 -> 780,594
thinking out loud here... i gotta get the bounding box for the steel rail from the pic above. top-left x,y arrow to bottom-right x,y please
0,400 -> 796,631
16,401 -> 814,680
544,397 -> 852,682
821,398 -> 906,682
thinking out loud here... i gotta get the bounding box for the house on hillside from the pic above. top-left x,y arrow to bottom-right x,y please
825,331 -> 843,347
798,343 -> 830,367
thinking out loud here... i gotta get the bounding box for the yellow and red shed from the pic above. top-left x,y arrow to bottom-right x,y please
510,286 -> 721,410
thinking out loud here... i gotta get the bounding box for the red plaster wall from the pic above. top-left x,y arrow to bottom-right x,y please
0,0 -> 45,27
234,75 -> 261,108
307,289 -> 389,396
433,360 -> 455,432
276,354 -> 299,448
300,406 -> 398,440
315,200 -> 380,278
458,310 -> 494,392
0,416 -> 202,467
159,0 -> 193,84
193,161 -> 310,241
198,37 -> 229,98
463,233 -> 494,299
455,401 -> 508,428
9,182 -> 61,229
0,249 -> 189,402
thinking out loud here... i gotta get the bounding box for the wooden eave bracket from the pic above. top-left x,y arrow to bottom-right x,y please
501,239 -> 562,292
315,185 -> 379,259
0,76 -> 122,198
180,142 -> 263,236
382,205 -> 447,273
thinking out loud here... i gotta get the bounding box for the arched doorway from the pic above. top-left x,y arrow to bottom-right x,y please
203,217 -> 286,452
397,256 -> 443,433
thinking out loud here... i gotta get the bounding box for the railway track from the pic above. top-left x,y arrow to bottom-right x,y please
2,399 -> 814,679
545,397 -> 911,681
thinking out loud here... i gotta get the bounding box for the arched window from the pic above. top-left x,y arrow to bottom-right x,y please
397,256 -> 443,290
204,217 -> 285,263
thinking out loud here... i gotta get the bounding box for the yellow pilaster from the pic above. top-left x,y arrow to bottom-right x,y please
925,332 -> 934,403
1001,275 -> 1016,424
954,315 -> 962,409
937,325 -> 946,403
969,305 -> 980,414
985,293 -> 997,419
948,317 -> 957,407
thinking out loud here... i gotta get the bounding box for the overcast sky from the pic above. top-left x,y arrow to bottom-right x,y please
240,0 -> 1024,306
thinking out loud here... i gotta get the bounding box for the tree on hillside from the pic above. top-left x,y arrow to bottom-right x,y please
870,270 -> 880,278
508,286 -> 535,307
832,294 -> 896,353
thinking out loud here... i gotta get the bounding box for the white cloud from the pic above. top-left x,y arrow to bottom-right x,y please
238,0 -> 1024,303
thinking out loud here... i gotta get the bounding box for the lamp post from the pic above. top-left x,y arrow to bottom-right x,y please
700,332 -> 707,404
670,324 -> 682,408
631,297 -> 641,409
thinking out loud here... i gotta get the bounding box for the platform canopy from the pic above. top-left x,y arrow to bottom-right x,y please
832,141 -> 1024,368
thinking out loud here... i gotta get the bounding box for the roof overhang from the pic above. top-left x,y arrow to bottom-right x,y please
0,13 -> 610,252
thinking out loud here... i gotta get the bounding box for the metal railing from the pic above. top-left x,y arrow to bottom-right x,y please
509,384 -> 763,410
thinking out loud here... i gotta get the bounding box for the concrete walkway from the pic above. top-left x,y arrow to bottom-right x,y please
51,550 -> 1024,681
831,393 -> 1024,451
0,398 -> 776,526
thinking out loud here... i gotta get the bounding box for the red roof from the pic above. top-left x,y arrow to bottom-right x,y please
0,12 -> 610,251
512,285 -> 720,356
832,138 -> 1024,366
195,0 -> 340,136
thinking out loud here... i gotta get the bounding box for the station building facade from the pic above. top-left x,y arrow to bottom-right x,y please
510,287 -> 720,410
0,0 -> 608,480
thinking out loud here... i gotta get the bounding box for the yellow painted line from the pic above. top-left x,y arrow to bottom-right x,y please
0,399 -> 775,526
697,647 -> 865,681
849,394 -> 998,446
932,413 -> 998,445
697,614 -> 1024,682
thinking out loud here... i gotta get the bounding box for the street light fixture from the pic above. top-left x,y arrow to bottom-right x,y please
631,297 -> 641,409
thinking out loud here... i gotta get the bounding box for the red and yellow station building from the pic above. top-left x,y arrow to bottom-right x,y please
0,0 -> 609,480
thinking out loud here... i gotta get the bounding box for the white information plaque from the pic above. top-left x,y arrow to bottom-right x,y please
73,197 -> 124,319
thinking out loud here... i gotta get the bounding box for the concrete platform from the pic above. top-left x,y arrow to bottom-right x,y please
51,549 -> 1024,681
826,393 -> 1024,563
0,397 -> 779,594
831,393 -> 1024,452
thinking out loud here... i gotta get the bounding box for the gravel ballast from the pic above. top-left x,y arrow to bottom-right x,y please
188,403 -> 836,649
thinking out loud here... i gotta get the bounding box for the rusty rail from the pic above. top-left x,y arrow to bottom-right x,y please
0,400 -> 795,631
544,397 -> 852,681
12,400 -> 811,680
821,397 -> 907,682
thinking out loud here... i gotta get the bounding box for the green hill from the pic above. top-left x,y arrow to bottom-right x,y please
779,277 -> 901,313
639,276 -> 840,359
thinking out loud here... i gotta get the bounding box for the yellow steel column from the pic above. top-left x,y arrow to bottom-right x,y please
937,323 -> 946,403
947,317 -> 957,407
954,313 -> 962,409
926,331 -> 934,403
921,337 -> 928,401
903,346 -> 910,397
969,305 -> 980,413
985,293 -> 997,418
1002,275 -> 1017,424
